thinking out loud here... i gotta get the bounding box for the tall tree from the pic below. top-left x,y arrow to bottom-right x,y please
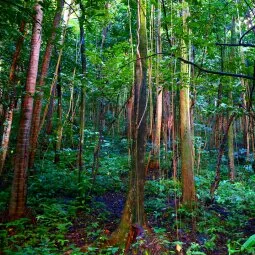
152,0 -> 163,169
228,17 -> 236,181
77,1 -> 86,181
9,1 -> 43,220
110,0 -> 148,244
179,0 -> 196,205
54,64 -> 63,163
29,0 -> 64,169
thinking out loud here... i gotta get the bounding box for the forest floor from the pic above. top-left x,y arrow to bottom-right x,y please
0,139 -> 255,254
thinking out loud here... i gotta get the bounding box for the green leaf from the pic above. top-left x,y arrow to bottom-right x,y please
241,234 -> 255,251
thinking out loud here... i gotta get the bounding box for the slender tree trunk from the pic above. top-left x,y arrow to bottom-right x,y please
228,17 -> 236,181
29,0 -> 64,169
213,42 -> 225,149
77,1 -> 86,180
162,90 -> 171,162
127,0 -> 135,163
148,4 -> 154,139
9,2 -> 43,220
190,46 -> 195,139
237,12 -> 250,160
180,0 -> 196,205
45,83 -> 56,135
54,65 -> 63,163
214,82 -> 223,148
172,91 -> 177,180
110,0 -> 147,245
38,4 -> 71,138
127,93 -> 133,142
171,61 -> 178,180
228,104 -> 235,180
210,114 -> 235,199
152,1 -> 162,169
0,21 -> 26,175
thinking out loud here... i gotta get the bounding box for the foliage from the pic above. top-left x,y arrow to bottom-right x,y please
1,0 -> 255,254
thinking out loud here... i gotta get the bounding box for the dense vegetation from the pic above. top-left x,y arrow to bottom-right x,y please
0,0 -> 255,254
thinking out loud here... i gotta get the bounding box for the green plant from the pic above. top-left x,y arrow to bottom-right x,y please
241,234 -> 255,254
186,242 -> 206,255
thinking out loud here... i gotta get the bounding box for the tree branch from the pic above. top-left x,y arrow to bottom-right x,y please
161,0 -> 172,47
176,55 -> 255,80
121,52 -> 255,81
216,42 -> 255,48
239,25 -> 255,44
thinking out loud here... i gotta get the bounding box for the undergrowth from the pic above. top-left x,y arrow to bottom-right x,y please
0,141 -> 255,254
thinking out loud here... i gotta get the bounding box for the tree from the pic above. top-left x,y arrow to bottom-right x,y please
9,1 -> 43,220
77,1 -> 86,181
179,0 -> 196,205
29,0 -> 64,169
152,0 -> 163,169
227,17 -> 236,181
109,0 -> 148,245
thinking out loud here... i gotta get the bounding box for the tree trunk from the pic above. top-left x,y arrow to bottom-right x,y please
54,65 -> 63,164
110,0 -> 147,245
148,4 -> 154,139
214,82 -> 223,148
180,0 -> 196,205
77,1 -> 86,180
228,17 -> 236,181
228,107 -> 235,181
210,114 -> 235,200
38,4 -> 71,140
9,2 -> 43,220
29,0 -> 64,169
45,83 -> 56,135
152,1 -> 162,169
172,88 -> 177,180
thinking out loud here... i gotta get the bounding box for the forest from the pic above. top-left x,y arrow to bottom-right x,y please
0,0 -> 255,254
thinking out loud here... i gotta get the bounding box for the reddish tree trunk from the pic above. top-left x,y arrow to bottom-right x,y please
9,2 -> 43,220
29,0 -> 64,169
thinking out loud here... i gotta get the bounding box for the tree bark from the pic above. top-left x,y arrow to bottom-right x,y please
152,1 -> 163,169
37,4 -> 71,143
29,0 -> 64,169
77,1 -> 86,181
109,0 -> 147,245
54,65 -> 63,163
180,0 -> 196,205
228,17 -> 236,181
148,4 -> 154,139
45,83 -> 56,135
9,2 -> 43,220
